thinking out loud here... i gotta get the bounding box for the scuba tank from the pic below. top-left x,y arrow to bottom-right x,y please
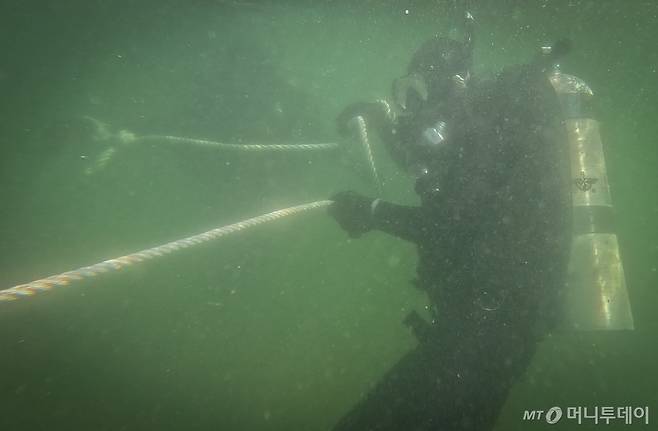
550,71 -> 634,331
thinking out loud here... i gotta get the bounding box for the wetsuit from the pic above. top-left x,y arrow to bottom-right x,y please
331,61 -> 572,430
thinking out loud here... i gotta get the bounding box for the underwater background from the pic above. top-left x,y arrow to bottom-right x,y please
0,0 -> 656,430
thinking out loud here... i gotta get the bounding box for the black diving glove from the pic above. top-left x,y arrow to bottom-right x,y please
336,102 -> 371,137
336,101 -> 391,138
328,191 -> 375,238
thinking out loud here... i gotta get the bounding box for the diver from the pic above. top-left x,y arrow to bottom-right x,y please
329,14 -> 573,431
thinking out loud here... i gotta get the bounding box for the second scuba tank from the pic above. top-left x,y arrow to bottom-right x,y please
550,72 -> 634,331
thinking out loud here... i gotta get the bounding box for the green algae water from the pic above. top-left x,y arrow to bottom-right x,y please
1,1 -> 656,430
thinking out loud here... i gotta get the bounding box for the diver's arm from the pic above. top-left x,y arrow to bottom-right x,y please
329,191 -> 425,243
371,200 -> 425,244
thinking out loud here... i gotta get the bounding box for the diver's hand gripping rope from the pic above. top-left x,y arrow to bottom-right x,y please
0,201 -> 332,303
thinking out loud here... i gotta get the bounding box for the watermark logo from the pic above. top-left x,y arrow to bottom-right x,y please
522,407 -> 562,424
522,406 -> 649,426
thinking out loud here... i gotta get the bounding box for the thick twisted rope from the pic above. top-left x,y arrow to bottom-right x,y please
82,117 -> 340,175
136,135 -> 339,151
351,115 -> 383,194
0,200 -> 332,303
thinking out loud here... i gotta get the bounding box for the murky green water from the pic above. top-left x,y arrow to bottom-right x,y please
1,1 -> 656,430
